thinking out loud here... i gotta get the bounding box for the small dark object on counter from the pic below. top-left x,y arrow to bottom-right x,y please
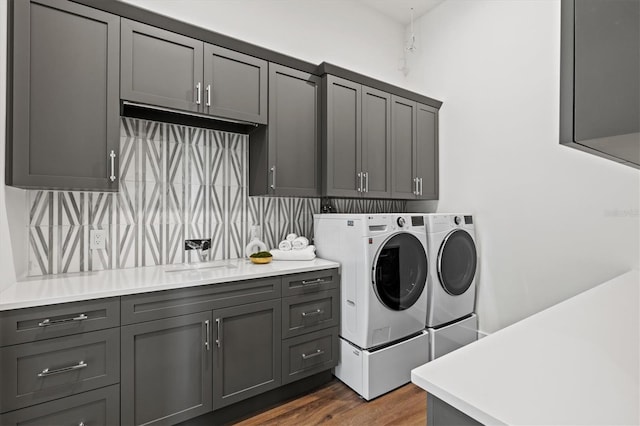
250,251 -> 273,258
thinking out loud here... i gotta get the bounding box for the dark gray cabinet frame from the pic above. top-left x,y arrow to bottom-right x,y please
250,64 -> 321,197
560,0 -> 640,168
7,0 -> 120,191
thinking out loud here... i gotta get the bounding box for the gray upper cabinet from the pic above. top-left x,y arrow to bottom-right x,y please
120,312 -> 213,426
213,299 -> 281,409
391,96 -> 438,200
322,75 -> 362,198
560,0 -> 640,168
8,0 -> 120,191
121,19 -> 267,124
121,19 -> 203,114
416,103 -> 439,200
204,45 -> 267,124
250,64 -> 321,197
323,75 -> 392,198
361,86 -> 392,198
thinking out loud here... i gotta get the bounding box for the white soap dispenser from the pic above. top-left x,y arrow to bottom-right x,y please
245,225 -> 267,258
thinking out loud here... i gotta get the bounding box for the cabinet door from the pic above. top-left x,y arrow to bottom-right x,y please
362,86 -> 392,198
213,299 -> 281,409
415,103 -> 439,200
267,64 -> 321,197
9,0 -> 119,191
121,19 -> 203,114
203,44 -> 267,124
323,75 -> 362,197
121,312 -> 213,426
391,95 -> 418,199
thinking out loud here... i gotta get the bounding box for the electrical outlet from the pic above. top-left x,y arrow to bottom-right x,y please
90,229 -> 106,250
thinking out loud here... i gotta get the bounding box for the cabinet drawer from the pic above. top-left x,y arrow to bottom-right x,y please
282,327 -> 338,385
121,276 -> 281,324
281,269 -> 338,297
0,328 -> 120,413
0,298 -> 120,347
282,289 -> 339,339
0,384 -> 119,426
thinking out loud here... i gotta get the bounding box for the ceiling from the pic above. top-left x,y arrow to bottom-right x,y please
357,0 -> 445,25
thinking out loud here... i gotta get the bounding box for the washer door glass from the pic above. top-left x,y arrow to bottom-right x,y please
373,233 -> 428,311
437,229 -> 477,296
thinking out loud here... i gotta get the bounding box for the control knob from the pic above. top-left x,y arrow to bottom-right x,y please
454,216 -> 463,225
397,217 -> 406,227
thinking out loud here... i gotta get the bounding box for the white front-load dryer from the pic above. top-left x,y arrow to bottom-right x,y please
424,214 -> 478,328
314,213 -> 429,349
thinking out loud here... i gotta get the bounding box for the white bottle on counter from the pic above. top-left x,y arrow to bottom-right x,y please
245,225 -> 267,258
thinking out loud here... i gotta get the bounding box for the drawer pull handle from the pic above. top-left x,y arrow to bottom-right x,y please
38,313 -> 88,327
301,309 -> 324,318
205,320 -> 210,351
301,278 -> 324,286
37,361 -> 87,377
301,349 -> 324,360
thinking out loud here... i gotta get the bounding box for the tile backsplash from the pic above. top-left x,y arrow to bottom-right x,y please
27,118 -> 405,276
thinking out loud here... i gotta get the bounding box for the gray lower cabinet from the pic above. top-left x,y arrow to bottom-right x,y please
8,0 -> 120,191
120,311 -> 213,426
249,63 -> 321,197
121,19 -> 267,124
0,384 -> 120,426
323,75 -> 392,198
213,299 -> 282,409
391,95 -> 439,200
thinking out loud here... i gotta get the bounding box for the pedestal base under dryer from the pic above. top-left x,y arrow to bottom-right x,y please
428,314 -> 478,361
334,331 -> 429,401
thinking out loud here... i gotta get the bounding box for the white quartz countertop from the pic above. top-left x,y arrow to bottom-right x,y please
411,270 -> 639,425
0,258 -> 340,311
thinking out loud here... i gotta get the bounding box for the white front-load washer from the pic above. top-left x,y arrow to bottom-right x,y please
314,213 -> 430,399
424,214 -> 478,328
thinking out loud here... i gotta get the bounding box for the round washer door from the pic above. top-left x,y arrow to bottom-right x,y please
372,233 -> 428,311
437,229 -> 477,296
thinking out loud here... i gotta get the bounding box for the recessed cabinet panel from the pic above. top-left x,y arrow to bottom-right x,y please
391,96 -> 417,199
362,87 -> 392,198
213,300 -> 281,409
204,45 -> 267,124
416,103 -> 439,200
324,76 -> 362,197
121,18 -> 203,113
120,312 -> 213,426
9,0 -> 120,191
252,64 -> 320,197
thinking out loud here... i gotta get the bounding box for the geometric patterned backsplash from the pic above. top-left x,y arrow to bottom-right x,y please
27,117 -> 405,276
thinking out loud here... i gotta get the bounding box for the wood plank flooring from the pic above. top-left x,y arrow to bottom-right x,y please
234,379 -> 427,426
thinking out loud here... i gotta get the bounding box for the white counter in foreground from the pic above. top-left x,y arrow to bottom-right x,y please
412,270 -> 639,425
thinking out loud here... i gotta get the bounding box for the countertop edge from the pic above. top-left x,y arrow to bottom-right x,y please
0,259 -> 340,311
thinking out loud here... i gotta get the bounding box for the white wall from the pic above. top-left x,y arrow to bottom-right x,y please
120,0 -> 408,87
405,0 -> 640,333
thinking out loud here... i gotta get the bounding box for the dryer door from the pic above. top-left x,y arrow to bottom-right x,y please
372,233 -> 428,311
437,229 -> 477,296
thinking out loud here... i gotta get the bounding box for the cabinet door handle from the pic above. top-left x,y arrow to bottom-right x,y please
413,177 -> 418,195
38,313 -> 88,327
205,320 -> 210,351
215,318 -> 221,348
364,172 -> 369,193
37,360 -> 87,377
206,84 -> 211,107
419,177 -> 423,196
301,349 -> 324,360
109,150 -> 116,182
301,278 -> 323,286
196,82 -> 202,105
356,172 -> 362,192
270,166 -> 276,190
301,308 -> 324,318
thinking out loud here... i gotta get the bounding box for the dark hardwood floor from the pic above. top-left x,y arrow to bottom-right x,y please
234,379 -> 427,426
